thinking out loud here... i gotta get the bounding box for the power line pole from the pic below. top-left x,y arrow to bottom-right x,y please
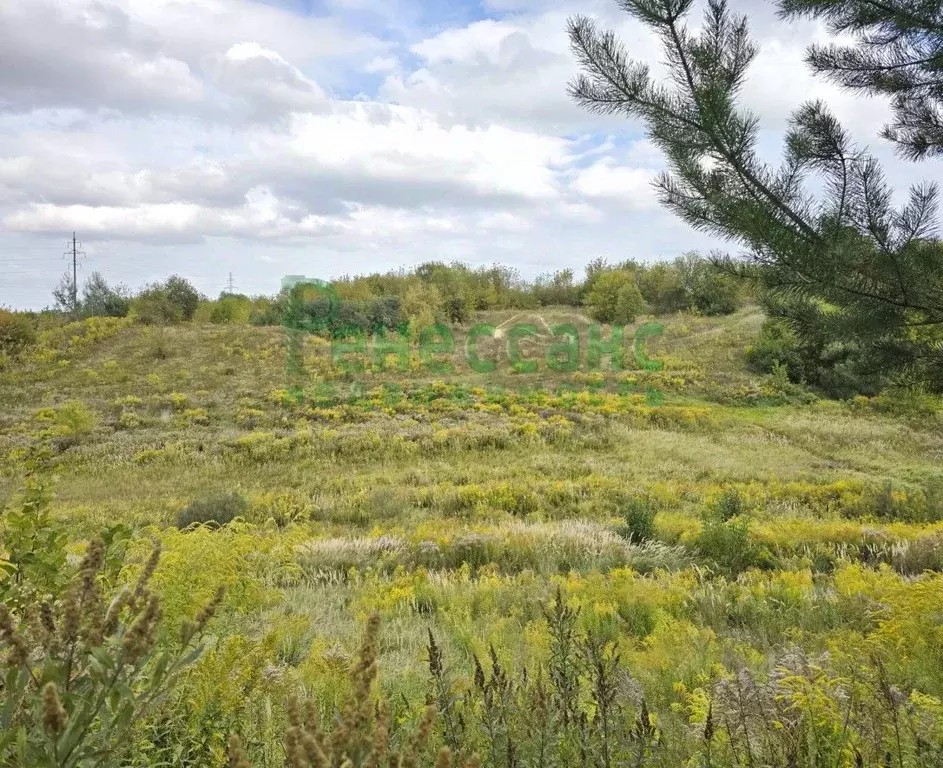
72,233 -> 78,308
226,272 -> 236,294
63,232 -> 85,314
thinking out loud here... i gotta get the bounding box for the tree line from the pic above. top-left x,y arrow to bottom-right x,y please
0,252 -> 748,348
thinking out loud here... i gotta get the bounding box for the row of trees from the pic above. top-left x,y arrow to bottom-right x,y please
34,252 -> 746,334
568,0 -> 943,396
326,253 -> 746,329
52,272 -> 205,325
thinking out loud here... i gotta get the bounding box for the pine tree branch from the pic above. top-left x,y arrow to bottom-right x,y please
662,10 -> 822,244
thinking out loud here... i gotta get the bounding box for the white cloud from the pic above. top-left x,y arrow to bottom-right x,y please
410,20 -> 521,65
364,56 -> 399,73
2,195 -> 467,244
571,161 -> 658,209
211,43 -> 328,118
0,0 -> 938,310
741,31 -> 893,132
0,0 -> 379,117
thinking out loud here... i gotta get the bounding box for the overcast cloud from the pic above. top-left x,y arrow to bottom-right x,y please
0,0 -> 938,308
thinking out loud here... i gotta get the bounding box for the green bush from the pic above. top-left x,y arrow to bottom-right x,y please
0,478 -> 70,613
176,491 -> 248,529
638,263 -> 685,313
81,272 -> 130,318
38,402 -> 98,448
746,317 -> 804,379
676,254 -> 743,315
0,309 -> 36,356
248,296 -> 284,326
131,276 -> 203,325
0,480 -> 221,768
616,497 -> 657,542
696,515 -> 758,573
194,295 -> 253,324
712,487 -> 746,521
583,269 -> 646,325
400,281 -> 445,336
533,268 -> 581,306
695,491 -> 767,573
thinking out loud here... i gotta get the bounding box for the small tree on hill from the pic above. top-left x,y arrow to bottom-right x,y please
131,276 -> 203,325
81,272 -> 130,318
583,268 -> 646,325
568,0 -> 943,396
52,271 -> 78,316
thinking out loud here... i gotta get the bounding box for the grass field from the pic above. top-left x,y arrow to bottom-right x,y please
2,306 -> 943,766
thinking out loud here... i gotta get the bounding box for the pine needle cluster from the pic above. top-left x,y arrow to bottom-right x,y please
779,0 -> 943,161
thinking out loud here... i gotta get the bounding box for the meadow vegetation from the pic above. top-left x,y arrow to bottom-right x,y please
1,282 -> 942,765
4,0 -> 942,760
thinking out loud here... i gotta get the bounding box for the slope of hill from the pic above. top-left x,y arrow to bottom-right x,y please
1,308 -> 942,765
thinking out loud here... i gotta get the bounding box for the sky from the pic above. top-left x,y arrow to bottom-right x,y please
0,0 -> 938,309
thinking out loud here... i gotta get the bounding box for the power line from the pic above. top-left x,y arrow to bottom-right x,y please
0,256 -> 66,264
63,233 -> 85,312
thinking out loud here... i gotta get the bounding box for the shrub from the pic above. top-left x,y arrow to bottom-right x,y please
131,276 -> 203,325
746,318 -> 804,379
0,477 -> 70,613
414,262 -> 477,323
695,492 -> 767,573
41,401 -> 97,444
695,515 -> 758,573
400,281 -> 444,337
533,268 -> 581,306
163,276 -> 201,319
0,497 -> 222,767
712,487 -> 746,521
616,497 -> 657,542
0,309 -> 36,356
248,295 -> 284,326
583,269 -> 646,325
81,272 -> 131,318
676,254 -> 742,315
638,263 -> 685,313
194,295 -> 253,324
176,491 -> 248,529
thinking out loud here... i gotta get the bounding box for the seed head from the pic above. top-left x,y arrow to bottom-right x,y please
39,603 -> 56,636
287,695 -> 303,731
130,542 -> 161,611
122,594 -> 161,664
301,731 -> 330,768
285,726 -> 307,768
228,735 -> 252,768
103,588 -> 131,637
42,683 -> 68,734
61,585 -> 82,644
365,701 -> 390,768
0,605 -> 30,667
79,538 -> 105,593
0,605 -> 14,637
401,705 -> 437,768
195,585 -> 226,633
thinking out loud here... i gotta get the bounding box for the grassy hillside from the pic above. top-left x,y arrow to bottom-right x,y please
2,307 -> 943,766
